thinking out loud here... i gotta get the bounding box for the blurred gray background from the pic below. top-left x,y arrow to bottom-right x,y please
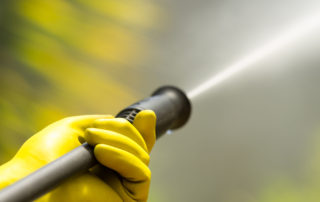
148,0 -> 320,201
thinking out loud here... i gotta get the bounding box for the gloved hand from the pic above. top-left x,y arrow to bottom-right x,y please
0,110 -> 156,202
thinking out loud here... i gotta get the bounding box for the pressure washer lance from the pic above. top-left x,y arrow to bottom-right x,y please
0,86 -> 191,201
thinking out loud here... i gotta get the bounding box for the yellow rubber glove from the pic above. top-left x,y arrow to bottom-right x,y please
0,110 -> 156,202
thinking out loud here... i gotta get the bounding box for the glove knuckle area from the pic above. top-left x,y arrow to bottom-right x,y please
95,118 -> 130,129
93,118 -> 148,151
94,144 -> 151,182
59,115 -> 113,129
85,128 -> 150,165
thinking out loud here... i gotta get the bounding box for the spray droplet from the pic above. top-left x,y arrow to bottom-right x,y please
166,130 -> 173,135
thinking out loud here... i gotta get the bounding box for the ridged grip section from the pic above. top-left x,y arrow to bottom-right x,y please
116,109 -> 141,123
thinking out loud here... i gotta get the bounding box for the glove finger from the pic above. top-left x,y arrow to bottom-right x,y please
93,118 -> 148,151
85,128 -> 150,164
132,110 -> 156,153
94,144 -> 151,182
94,144 -> 151,201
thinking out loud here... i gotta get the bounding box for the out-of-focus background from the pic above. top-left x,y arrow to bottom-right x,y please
1,0 -> 320,201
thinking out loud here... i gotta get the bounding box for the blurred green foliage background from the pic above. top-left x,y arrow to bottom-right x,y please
255,132 -> 320,202
0,0 -> 160,163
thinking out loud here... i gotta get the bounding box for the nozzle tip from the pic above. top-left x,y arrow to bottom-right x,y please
152,85 -> 192,131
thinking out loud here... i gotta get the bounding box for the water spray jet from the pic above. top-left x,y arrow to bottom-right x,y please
188,14 -> 320,100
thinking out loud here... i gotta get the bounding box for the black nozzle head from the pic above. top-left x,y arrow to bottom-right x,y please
152,86 -> 191,131
117,85 -> 192,137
